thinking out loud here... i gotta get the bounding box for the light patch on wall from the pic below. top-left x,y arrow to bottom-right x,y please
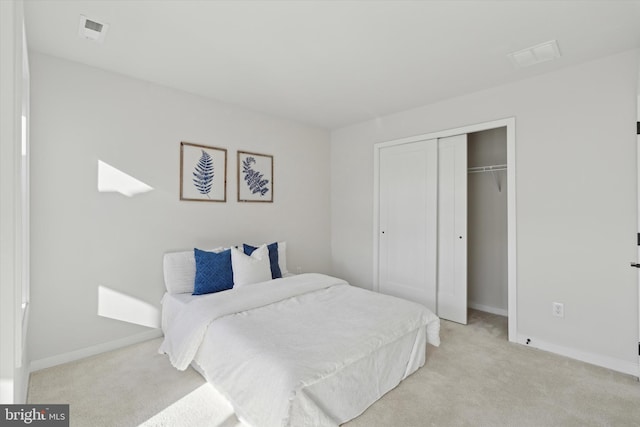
98,285 -> 160,329
97,160 -> 153,197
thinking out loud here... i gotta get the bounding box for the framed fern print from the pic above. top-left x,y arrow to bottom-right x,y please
237,151 -> 273,202
180,142 -> 227,202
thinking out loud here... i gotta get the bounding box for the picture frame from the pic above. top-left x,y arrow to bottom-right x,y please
237,151 -> 274,202
180,142 -> 227,202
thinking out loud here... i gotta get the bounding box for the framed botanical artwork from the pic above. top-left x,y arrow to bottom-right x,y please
237,151 -> 273,202
180,142 -> 227,202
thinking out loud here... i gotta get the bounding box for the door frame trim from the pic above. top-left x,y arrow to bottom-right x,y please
373,117 -> 517,342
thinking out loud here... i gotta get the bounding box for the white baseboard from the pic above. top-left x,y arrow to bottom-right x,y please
30,329 -> 163,373
468,302 -> 508,317
516,334 -> 639,378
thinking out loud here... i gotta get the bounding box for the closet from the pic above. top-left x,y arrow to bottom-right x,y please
376,126 -> 508,326
467,128 -> 508,317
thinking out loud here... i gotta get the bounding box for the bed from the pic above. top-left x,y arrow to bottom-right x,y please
159,245 -> 440,427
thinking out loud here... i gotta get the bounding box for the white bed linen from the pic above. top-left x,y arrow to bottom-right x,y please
159,273 -> 440,427
160,273 -> 299,333
161,292 -> 198,333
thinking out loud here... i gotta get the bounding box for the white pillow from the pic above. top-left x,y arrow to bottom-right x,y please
277,241 -> 288,276
231,245 -> 272,287
163,247 -> 223,294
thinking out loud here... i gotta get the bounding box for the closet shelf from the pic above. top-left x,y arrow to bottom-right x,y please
467,164 -> 507,174
467,164 -> 507,192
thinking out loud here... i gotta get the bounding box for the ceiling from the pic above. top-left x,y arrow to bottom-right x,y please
24,1 -> 640,130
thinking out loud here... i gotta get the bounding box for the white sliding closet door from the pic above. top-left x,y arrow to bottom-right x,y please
437,134 -> 468,324
378,139 -> 438,312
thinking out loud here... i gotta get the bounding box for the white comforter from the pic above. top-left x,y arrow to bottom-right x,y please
159,273 -> 440,427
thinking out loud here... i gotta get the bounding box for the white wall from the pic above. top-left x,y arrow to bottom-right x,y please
331,50 -> 639,374
468,128 -> 508,315
0,0 -> 29,403
29,53 -> 331,364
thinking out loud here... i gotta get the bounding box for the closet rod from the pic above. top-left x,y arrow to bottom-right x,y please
467,164 -> 507,174
468,163 -> 506,192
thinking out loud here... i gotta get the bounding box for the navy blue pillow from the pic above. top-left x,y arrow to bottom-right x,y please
243,242 -> 282,279
193,248 -> 234,295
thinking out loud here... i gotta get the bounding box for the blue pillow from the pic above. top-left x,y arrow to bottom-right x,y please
243,242 -> 282,279
193,248 -> 234,295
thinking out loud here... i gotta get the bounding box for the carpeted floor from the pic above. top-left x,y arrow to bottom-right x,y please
28,310 -> 640,427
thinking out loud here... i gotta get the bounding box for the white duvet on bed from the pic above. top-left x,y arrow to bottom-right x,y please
159,273 -> 440,427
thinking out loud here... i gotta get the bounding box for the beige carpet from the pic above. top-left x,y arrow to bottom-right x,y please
28,310 -> 640,427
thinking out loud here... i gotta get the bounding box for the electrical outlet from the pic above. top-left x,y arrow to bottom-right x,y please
552,302 -> 564,318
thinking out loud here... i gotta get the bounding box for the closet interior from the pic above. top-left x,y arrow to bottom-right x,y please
467,128 -> 508,318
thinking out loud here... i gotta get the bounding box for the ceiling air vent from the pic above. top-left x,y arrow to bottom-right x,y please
78,15 -> 109,43
508,40 -> 561,68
